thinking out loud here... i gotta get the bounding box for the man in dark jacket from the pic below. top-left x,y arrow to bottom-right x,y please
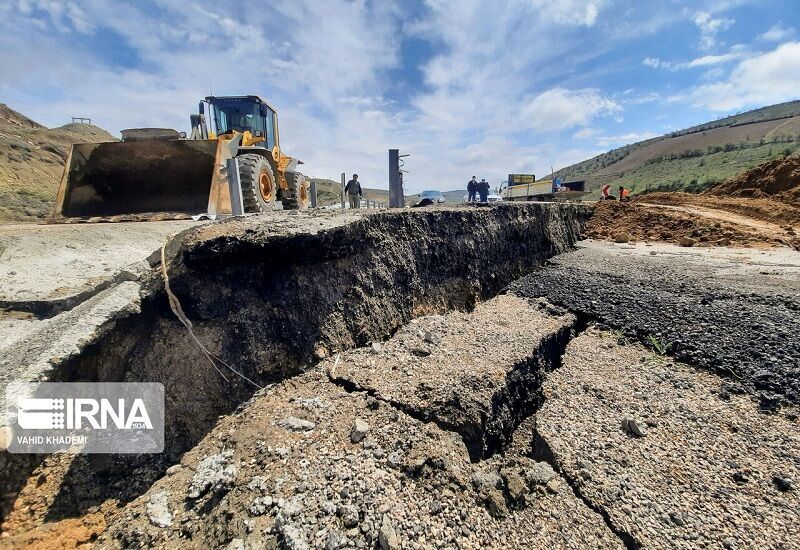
345,174 -> 362,209
477,178 -> 490,202
467,176 -> 477,202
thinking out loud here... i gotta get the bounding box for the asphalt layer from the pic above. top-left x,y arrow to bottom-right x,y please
508,240 -> 800,409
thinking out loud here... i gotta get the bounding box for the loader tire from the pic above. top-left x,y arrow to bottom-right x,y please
282,172 -> 309,210
238,154 -> 275,213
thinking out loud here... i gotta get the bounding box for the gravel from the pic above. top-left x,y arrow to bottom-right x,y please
536,328 -> 800,549
329,294 -> 575,458
509,239 -> 800,407
101,296 -> 622,549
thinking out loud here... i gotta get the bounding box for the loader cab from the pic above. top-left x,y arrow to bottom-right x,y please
204,95 -> 278,149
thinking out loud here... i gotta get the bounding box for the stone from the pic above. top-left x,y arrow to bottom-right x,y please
679,236 -> 696,247
248,496 -> 274,516
186,451 -> 237,499
338,504 -> 360,528
773,475 -> 793,492
525,461 -> 556,485
277,416 -> 316,432
485,489 -> 508,518
227,539 -> 245,550
351,418 -> 369,443
146,490 -> 172,528
613,232 -> 631,243
325,530 -> 347,550
371,342 -> 382,354
423,330 -> 441,345
165,464 -> 182,476
622,416 -> 646,437
545,479 -> 561,494
282,525 -> 310,550
405,449 -> 428,473
378,515 -> 400,550
472,469 -> 503,492
504,471 -> 528,502
387,451 -> 403,469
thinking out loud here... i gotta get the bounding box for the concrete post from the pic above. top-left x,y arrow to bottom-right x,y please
389,149 -> 401,208
310,180 -> 318,208
341,173 -> 346,209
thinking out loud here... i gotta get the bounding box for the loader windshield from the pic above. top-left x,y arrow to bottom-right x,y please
211,98 -> 275,147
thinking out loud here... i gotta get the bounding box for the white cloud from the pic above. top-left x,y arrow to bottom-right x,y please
686,41 -> 800,110
759,24 -> 795,42
643,57 -> 668,69
684,45 -> 752,69
693,10 -> 734,50
529,0 -> 605,27
643,45 -> 751,70
522,88 -> 620,132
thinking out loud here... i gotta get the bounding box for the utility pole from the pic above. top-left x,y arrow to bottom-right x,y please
310,180 -> 318,208
389,149 -> 409,208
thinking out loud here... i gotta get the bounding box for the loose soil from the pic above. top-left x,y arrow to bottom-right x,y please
0,104 -> 115,222
585,155 -> 800,249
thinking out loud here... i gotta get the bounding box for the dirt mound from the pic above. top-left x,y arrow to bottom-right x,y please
585,200 -> 798,249
633,191 -> 800,226
706,154 -> 800,203
0,103 -> 44,129
0,104 -> 116,222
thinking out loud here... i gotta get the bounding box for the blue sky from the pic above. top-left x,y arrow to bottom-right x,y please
1,0 -> 798,192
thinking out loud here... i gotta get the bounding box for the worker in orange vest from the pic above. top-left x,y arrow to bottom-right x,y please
619,186 -> 630,202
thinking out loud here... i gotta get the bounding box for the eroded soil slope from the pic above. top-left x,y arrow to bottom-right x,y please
0,104 -> 115,222
585,155 -> 800,249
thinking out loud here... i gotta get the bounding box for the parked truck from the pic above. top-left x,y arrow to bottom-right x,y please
500,174 -> 588,202
500,174 -> 551,201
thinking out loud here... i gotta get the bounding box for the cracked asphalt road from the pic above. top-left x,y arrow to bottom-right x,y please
508,239 -> 800,408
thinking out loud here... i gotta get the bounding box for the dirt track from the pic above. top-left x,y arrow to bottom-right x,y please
586,199 -> 799,249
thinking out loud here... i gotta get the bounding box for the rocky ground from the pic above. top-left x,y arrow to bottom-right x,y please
329,294 -> 575,459
0,104 -> 115,222
509,239 -> 800,409
0,204 -> 590,547
92,295 -> 621,550
537,328 -> 799,549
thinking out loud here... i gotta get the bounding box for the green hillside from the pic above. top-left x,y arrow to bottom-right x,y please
550,100 -> 800,196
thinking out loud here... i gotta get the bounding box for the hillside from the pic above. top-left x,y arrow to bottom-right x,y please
551,100 -> 800,196
309,178 -> 391,206
0,104 -> 116,221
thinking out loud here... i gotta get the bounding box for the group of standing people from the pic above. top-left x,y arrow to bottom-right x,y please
467,176 -> 491,202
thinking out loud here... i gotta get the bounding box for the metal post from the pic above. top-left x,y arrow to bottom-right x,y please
340,173 -> 346,209
389,149 -> 401,208
227,158 -> 244,216
310,180 -> 318,208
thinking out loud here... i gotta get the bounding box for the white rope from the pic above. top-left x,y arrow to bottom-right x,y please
160,240 -> 262,389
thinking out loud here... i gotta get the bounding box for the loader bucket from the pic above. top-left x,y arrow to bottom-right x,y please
54,138 -> 238,219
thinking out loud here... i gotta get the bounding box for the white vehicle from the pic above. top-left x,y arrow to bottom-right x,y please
463,193 -> 503,203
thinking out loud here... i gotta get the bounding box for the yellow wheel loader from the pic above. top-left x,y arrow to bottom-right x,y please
53,95 -> 309,219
